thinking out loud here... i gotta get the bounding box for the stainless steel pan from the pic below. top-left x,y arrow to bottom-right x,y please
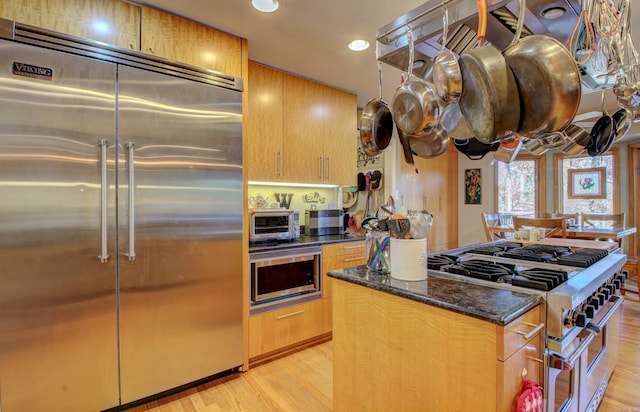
360,61 -> 393,156
503,0 -> 581,136
392,26 -> 441,135
458,0 -> 520,143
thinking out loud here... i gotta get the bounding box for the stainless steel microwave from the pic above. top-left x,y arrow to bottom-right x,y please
249,209 -> 300,242
250,246 -> 321,307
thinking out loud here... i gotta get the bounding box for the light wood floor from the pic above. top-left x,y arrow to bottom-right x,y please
125,299 -> 640,412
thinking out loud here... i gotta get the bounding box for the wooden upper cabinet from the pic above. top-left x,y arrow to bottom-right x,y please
283,73 -> 325,184
246,62 -> 284,182
140,6 -> 242,77
323,86 -> 357,187
0,0 -> 140,49
246,65 -> 356,185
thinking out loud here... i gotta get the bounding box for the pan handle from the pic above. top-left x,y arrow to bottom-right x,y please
476,0 -> 487,45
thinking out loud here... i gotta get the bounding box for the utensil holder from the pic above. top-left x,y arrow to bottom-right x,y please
366,231 -> 391,273
390,238 -> 427,281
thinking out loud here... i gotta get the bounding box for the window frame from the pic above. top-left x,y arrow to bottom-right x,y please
493,154 -> 546,215
552,147 -> 620,215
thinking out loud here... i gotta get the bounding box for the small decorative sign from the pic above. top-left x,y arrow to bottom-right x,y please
465,168 -> 482,204
302,192 -> 326,204
568,167 -> 606,199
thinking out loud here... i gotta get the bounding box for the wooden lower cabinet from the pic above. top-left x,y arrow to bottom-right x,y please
248,299 -> 324,360
321,241 -> 366,333
332,279 -> 544,412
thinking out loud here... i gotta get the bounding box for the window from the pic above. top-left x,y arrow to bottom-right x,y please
554,148 -> 619,214
495,155 -> 545,216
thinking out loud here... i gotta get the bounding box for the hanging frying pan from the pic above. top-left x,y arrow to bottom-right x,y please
359,60 -> 393,156
503,0 -> 581,136
458,0 -> 520,143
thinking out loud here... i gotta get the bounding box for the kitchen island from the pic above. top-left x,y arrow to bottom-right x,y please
328,266 -> 546,412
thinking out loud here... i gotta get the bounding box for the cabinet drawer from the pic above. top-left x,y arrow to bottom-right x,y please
323,241 -> 366,259
498,335 -> 544,412
322,241 -> 366,299
497,305 -> 544,361
249,299 -> 324,358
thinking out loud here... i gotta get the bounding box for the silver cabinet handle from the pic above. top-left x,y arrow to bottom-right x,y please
326,156 -> 331,181
277,150 -> 283,177
343,244 -> 365,250
125,142 -> 136,261
514,322 -> 545,341
98,139 -> 109,263
319,156 -> 324,180
276,310 -> 305,320
344,256 -> 366,262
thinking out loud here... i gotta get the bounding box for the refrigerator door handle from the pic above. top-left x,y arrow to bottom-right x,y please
125,142 -> 136,261
98,139 -> 110,263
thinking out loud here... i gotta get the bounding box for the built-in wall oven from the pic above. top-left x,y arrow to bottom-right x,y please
249,246 -> 321,313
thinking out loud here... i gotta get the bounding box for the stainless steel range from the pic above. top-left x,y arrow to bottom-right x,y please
428,242 -> 627,412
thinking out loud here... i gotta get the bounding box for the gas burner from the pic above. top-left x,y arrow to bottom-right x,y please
501,248 -> 557,263
444,259 -> 514,282
512,268 -> 568,291
555,248 -> 609,268
465,242 -> 523,256
427,254 -> 458,270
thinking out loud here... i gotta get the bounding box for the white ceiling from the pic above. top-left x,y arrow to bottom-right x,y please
140,0 -> 640,140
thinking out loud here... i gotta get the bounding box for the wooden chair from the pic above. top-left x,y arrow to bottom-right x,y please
513,216 -> 567,238
482,213 -> 514,241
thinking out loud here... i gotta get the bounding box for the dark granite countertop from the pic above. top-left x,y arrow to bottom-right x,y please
249,234 -> 364,253
328,265 -> 544,326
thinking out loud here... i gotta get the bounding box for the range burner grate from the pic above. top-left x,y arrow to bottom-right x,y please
444,259 -> 569,291
444,259 -> 514,282
465,242 -> 523,256
512,268 -> 568,291
427,254 -> 458,270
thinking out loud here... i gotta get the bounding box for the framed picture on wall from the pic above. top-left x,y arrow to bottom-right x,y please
464,168 -> 482,204
568,167 -> 606,199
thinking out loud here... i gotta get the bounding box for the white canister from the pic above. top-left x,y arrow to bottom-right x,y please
389,238 -> 428,281
529,229 -> 539,242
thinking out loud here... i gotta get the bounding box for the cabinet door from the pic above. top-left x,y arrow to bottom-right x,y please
321,241 -> 366,333
423,148 -> 458,252
248,299 -> 324,358
498,337 -> 543,411
397,148 -> 458,252
0,0 -> 140,49
283,74 -> 325,184
246,62 -> 284,181
140,6 -> 242,77
323,86 -> 357,186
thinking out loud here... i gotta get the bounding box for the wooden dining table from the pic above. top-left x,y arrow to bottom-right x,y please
565,225 -> 637,241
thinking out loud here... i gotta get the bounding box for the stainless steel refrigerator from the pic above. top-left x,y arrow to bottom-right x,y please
0,20 -> 243,411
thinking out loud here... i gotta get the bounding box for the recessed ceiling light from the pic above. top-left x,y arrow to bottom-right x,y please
348,39 -> 370,51
541,6 -> 566,20
252,0 -> 278,13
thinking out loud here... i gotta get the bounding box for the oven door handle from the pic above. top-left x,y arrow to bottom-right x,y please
548,330 -> 596,371
586,295 -> 623,334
